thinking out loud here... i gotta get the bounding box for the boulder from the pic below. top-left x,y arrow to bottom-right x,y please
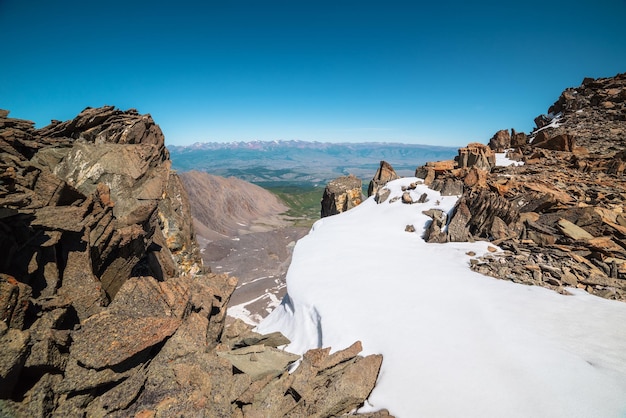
456,143 -> 495,170
446,189 -> 519,242
217,344 -> 300,381
368,160 -> 400,197
532,132 -> 575,152
321,175 -> 363,217
430,177 -> 464,196
510,129 -> 528,147
489,129 -> 511,152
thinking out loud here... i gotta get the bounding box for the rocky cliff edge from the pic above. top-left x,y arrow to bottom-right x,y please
0,107 -> 387,417
410,73 -> 626,301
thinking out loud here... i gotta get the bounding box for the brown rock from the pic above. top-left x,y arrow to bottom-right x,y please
71,313 -> 180,369
430,177 -> 464,196
0,274 -> 31,330
532,132 -> 575,152
464,166 -> 488,189
0,323 -> 30,398
217,344 -> 300,381
489,129 -> 511,152
456,143 -> 495,170
368,161 -> 400,197
557,218 -> 595,240
321,175 -> 363,217
375,187 -> 391,204
510,129 -> 528,147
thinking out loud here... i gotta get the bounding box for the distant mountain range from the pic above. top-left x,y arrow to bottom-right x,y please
168,140 -> 459,187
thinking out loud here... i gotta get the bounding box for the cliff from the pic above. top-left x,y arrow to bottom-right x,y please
0,107 -> 386,417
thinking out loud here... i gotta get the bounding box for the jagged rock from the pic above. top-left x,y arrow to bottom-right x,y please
321,175 -> 363,217
286,341 -> 383,418
463,166 -> 489,189
0,274 -> 31,330
510,129 -> 528,148
375,187 -> 391,204
532,132 -> 575,152
368,161 -> 400,197
24,308 -> 71,372
446,189 -> 519,242
430,177 -> 464,196
217,344 -> 300,381
415,160 -> 455,186
489,129 -> 511,152
70,276 -> 189,370
0,323 -> 30,398
456,143 -> 495,170
0,106 -> 389,417
446,200 -> 473,242
434,73 -> 626,301
423,209 -> 448,243
557,218 -> 595,240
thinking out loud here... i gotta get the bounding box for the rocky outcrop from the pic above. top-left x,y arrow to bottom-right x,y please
0,107 -> 388,417
368,160 -> 400,197
420,73 -> 626,301
321,174 -> 363,217
456,143 -> 496,170
489,129 -> 511,153
535,72 -> 626,153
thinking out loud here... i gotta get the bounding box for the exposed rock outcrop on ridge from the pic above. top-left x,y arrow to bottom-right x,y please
415,72 -> 626,301
321,174 -> 363,217
367,160 -> 399,197
0,107 -> 387,417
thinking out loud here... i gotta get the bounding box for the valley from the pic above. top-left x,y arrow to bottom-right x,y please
172,142 -> 460,324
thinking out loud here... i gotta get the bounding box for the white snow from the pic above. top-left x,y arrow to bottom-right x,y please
495,151 -> 524,167
257,177 -> 626,418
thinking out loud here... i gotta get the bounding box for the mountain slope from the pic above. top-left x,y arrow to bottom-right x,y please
178,170 -> 289,241
178,170 -> 309,325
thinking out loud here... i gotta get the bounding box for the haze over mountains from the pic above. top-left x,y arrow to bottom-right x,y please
169,140 -> 458,187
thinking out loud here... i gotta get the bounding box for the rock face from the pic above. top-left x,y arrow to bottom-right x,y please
455,142 -> 496,170
368,160 -> 400,197
489,129 -> 511,152
321,174 -> 363,217
420,73 -> 626,302
0,107 -> 388,417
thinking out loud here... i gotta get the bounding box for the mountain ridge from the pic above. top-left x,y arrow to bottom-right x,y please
169,140 -> 459,187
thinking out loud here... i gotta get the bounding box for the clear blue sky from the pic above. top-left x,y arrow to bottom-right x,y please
2,1 -> 625,146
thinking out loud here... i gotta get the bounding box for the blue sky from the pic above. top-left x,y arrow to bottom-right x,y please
1,1 -> 625,146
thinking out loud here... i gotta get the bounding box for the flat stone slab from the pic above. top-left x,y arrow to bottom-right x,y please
217,344 -> 300,381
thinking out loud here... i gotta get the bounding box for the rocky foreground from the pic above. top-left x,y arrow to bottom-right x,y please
0,107 -> 388,417
405,73 -> 626,301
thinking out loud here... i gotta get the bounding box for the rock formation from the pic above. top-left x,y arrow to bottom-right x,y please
321,174 -> 363,217
0,107 -> 388,417
367,160 -> 400,197
418,72 -> 626,301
